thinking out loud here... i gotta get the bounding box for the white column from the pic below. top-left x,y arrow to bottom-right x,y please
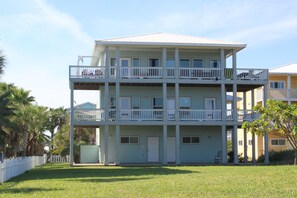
175,83 -> 180,121
243,92 -> 248,163
232,78 -> 238,164
116,46 -> 120,79
263,84 -> 269,164
288,75 -> 291,104
104,125 -> 109,165
163,125 -> 167,165
251,89 -> 256,163
233,125 -> 239,164
162,48 -> 167,78
232,49 -> 237,80
175,125 -> 180,164
175,48 -> 179,79
221,84 -> 226,121
220,49 -> 225,80
70,82 -> 74,166
163,83 -> 167,121
221,125 -> 227,164
115,125 -> 120,165
116,82 -> 120,121
105,46 -> 109,78
104,83 -> 109,121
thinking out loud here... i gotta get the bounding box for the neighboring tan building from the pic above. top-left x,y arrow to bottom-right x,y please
68,33 -> 269,165
257,64 -> 296,151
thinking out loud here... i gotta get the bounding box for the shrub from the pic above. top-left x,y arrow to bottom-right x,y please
257,150 -> 295,164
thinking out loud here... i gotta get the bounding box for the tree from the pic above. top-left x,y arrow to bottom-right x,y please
0,50 -> 5,77
46,107 -> 66,159
243,99 -> 297,165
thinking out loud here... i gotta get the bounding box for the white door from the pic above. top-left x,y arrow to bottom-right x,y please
148,137 -> 159,162
167,99 -> 175,120
120,97 -> 131,120
205,98 -> 215,119
121,58 -> 131,77
167,137 -> 176,162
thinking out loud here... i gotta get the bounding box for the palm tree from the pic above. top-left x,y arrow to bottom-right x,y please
46,107 -> 66,160
0,49 -> 5,77
0,90 -> 15,155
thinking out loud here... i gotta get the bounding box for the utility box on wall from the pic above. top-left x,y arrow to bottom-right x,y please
80,145 -> 99,163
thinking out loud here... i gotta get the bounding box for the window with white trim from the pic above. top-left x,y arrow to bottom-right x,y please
166,59 -> 175,67
271,139 -> 286,146
210,60 -> 220,68
149,58 -> 159,67
248,140 -> 253,146
109,96 -> 116,109
153,97 -> 163,109
269,81 -> 285,89
182,136 -> 200,144
132,58 -> 140,67
180,97 -> 190,109
193,59 -> 203,68
238,140 -> 243,146
120,136 -> 139,144
180,59 -> 190,67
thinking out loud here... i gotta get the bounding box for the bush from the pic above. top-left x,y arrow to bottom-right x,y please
257,150 -> 295,164
228,151 -> 246,163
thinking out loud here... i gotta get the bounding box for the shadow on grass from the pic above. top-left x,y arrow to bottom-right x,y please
0,187 -> 63,194
66,177 -> 150,183
10,163 -> 197,182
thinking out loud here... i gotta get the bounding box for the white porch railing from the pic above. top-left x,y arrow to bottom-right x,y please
119,109 -> 164,121
51,155 -> 70,163
69,66 -> 105,78
74,109 -> 104,121
0,154 -> 47,184
179,68 -> 221,79
179,110 -> 222,120
70,66 -> 268,81
120,67 -> 163,78
237,110 -> 260,121
236,69 -> 268,81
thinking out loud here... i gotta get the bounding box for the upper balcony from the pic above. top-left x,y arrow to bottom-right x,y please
69,66 -> 268,82
257,88 -> 297,102
73,109 -> 259,125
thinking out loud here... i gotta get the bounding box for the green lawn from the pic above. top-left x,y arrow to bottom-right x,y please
0,164 -> 296,198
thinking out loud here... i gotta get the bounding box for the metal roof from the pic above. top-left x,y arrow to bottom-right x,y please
95,32 -> 246,48
270,63 -> 297,75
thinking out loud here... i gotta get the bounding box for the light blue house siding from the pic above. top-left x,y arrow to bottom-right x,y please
99,126 -> 221,164
100,86 -> 222,109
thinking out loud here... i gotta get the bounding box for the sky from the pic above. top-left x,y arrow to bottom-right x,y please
1,0 -> 297,108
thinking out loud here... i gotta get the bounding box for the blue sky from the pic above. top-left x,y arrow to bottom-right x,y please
1,0 -> 297,108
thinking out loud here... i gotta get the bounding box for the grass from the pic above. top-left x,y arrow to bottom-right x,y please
0,164 -> 297,197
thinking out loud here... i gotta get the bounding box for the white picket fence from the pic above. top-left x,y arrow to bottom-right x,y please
50,155 -> 70,163
0,154 -> 47,184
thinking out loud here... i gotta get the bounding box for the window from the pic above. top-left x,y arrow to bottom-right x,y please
180,97 -> 190,109
153,97 -> 163,109
110,58 -> 116,66
269,81 -> 285,89
182,136 -> 200,144
271,139 -> 286,146
166,59 -> 175,67
180,59 -> 190,67
121,136 -> 139,144
149,58 -> 159,67
193,59 -> 203,68
110,97 -> 116,109
210,60 -> 220,68
132,58 -> 140,67
248,140 -> 253,146
132,96 -> 140,109
238,140 -> 243,146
